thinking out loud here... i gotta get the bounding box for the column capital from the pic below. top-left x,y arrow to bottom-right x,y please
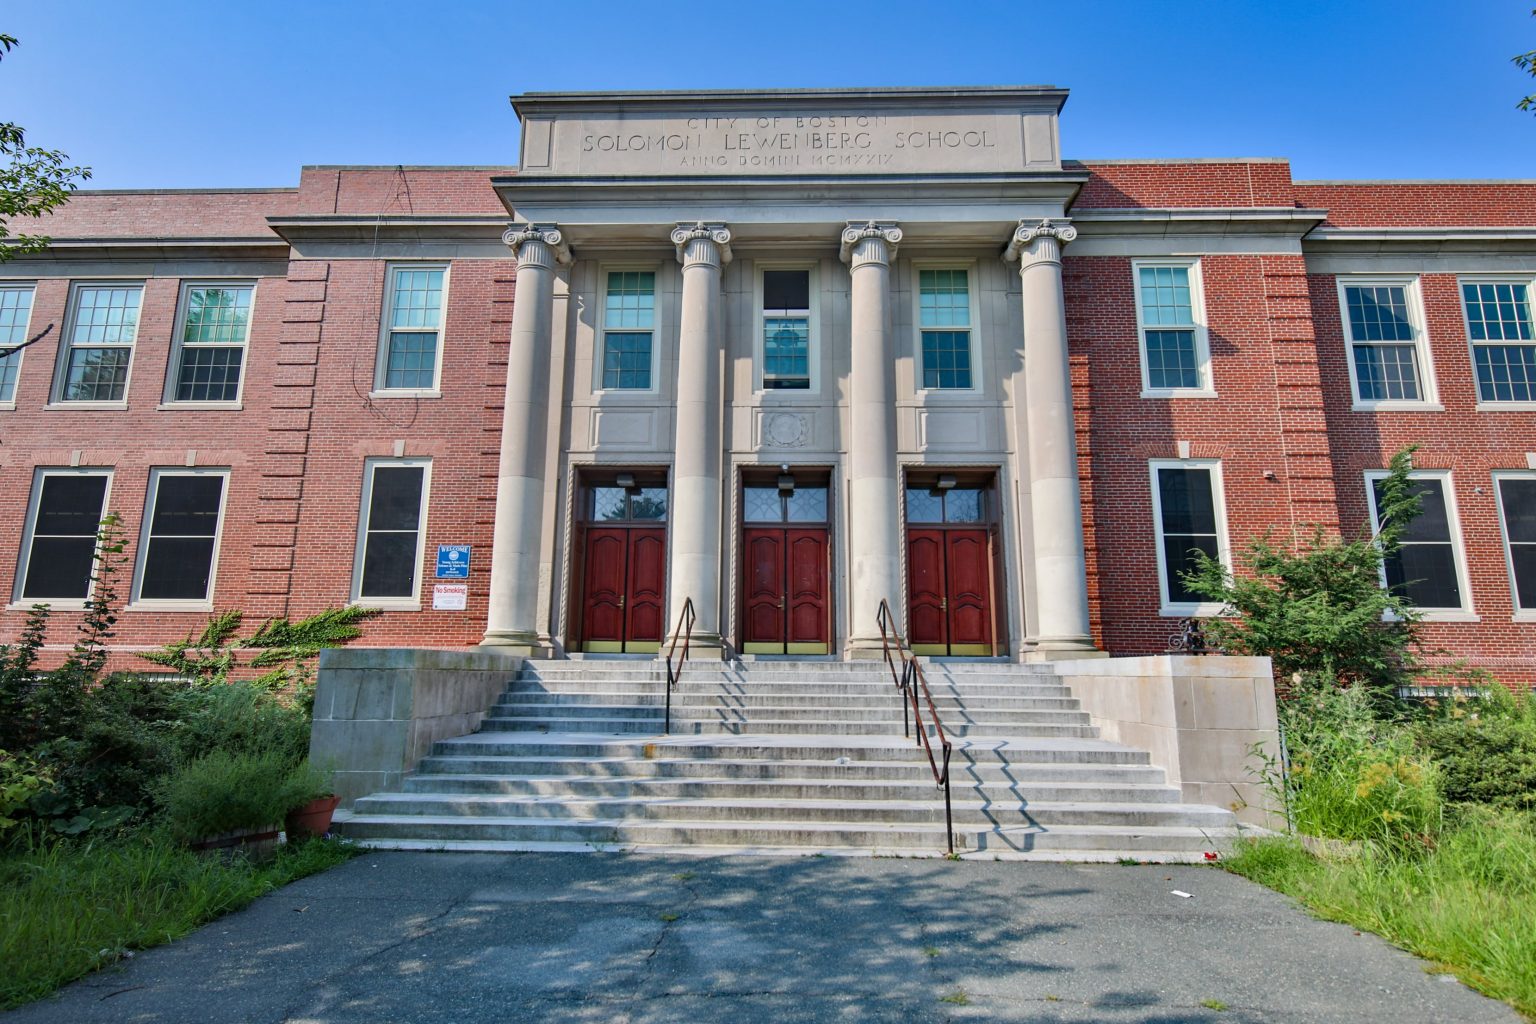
1002,218 -> 1077,267
672,222 -> 733,267
502,223 -> 572,268
839,220 -> 903,267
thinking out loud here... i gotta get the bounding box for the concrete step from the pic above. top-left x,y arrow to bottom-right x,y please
350,792 -> 1232,828
476,716 -> 1099,738
486,702 -> 1091,726
336,814 -> 1239,855
498,690 -> 1083,710
399,773 -> 1185,804
430,733 -> 1154,765
412,754 -> 1169,785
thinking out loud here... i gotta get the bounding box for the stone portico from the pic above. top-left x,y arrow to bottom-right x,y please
477,87 -> 1101,661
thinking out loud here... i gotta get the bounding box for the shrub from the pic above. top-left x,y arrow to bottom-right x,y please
1419,713 -> 1536,813
0,751 -> 51,837
156,750 -> 315,842
1277,677 -> 1441,849
171,681 -> 311,768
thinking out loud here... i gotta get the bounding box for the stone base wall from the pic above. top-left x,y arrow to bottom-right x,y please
310,648 -> 523,807
1055,654 -> 1281,828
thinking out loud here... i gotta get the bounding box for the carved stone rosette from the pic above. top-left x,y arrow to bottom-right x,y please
671,222 -> 733,267
840,220 -> 903,267
501,224 -> 572,268
1002,217 -> 1078,268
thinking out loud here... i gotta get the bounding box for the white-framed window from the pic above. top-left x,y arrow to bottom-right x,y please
1364,469 -> 1472,616
1338,277 -> 1438,409
1460,278 -> 1536,407
916,266 -> 977,391
598,269 -> 657,391
375,264 -> 447,394
1133,260 -> 1213,396
131,468 -> 230,607
1493,471 -> 1536,618
55,282 -> 143,404
0,283 -> 36,406
1148,459 -> 1230,616
166,282 -> 254,404
757,266 -> 817,392
14,468 -> 113,605
352,458 -> 431,606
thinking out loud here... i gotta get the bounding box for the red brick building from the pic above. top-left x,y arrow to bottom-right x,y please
1,88 -> 1531,686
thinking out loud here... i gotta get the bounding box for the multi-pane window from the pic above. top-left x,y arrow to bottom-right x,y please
59,284 -> 142,402
1496,474 -> 1536,613
601,271 -> 655,390
172,284 -> 252,402
1135,263 -> 1208,392
762,269 -> 811,390
378,266 -> 446,391
918,269 -> 973,389
0,284 -> 34,403
135,470 -> 227,603
354,459 -> 430,602
1341,281 -> 1429,404
1150,462 -> 1226,611
1368,472 -> 1467,612
18,471 -> 111,601
1462,281 -> 1536,404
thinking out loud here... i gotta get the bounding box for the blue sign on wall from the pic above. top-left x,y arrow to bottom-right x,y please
435,545 -> 471,579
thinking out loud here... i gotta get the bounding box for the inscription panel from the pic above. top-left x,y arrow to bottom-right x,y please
529,111 -> 1045,177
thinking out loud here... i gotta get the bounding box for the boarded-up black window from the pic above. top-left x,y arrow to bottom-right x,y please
1498,476 -> 1536,611
1374,476 -> 1463,610
1157,467 -> 1220,606
140,473 -> 225,601
359,464 -> 426,599
22,473 -> 109,600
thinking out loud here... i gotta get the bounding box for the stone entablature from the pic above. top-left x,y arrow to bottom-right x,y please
514,86 -> 1066,178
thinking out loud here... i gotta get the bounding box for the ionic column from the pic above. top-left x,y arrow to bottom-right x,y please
482,224 -> 571,652
1003,219 -> 1098,655
666,222 -> 732,655
841,221 -> 904,655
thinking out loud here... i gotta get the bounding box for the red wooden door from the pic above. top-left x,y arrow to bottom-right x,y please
743,528 -> 786,648
625,529 -> 666,645
581,527 -> 629,648
944,529 -> 993,654
785,528 -> 829,651
906,527 -> 994,655
581,526 -> 667,652
906,528 -> 948,651
743,526 -> 829,653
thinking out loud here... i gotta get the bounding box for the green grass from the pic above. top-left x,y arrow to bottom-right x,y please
0,834 -> 356,1010
1226,820 -> 1536,1021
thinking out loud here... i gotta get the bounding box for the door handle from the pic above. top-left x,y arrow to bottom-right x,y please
778,596 -> 786,609
940,598 -> 948,610
619,595 -> 626,609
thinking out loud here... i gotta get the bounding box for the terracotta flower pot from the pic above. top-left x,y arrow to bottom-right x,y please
286,795 -> 341,839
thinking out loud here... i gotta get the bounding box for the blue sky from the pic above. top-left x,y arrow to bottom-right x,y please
5,0 -> 1535,189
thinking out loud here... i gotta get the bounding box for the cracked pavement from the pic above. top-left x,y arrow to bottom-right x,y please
4,852 -> 1519,1023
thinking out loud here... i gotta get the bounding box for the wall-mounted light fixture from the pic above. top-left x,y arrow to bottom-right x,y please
615,472 -> 636,490
936,473 -> 958,490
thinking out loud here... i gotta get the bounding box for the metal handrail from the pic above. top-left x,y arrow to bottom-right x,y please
876,599 -> 955,855
663,597 -> 696,734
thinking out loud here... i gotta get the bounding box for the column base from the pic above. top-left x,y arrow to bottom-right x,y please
1022,636 -> 1107,662
480,631 -> 556,658
662,632 -> 727,661
844,636 -> 893,661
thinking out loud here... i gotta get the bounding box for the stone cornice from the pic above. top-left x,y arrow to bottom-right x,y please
1302,225 -> 1536,255
1067,207 -> 1328,239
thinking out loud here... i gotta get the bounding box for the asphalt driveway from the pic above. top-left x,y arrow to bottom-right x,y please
5,852 -> 1518,1023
